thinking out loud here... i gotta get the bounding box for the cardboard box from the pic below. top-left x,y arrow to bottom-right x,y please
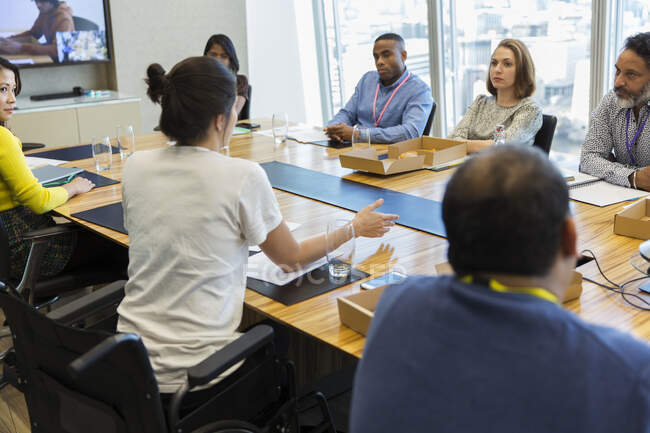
337,286 -> 387,336
339,136 -> 466,175
434,262 -> 583,303
614,198 -> 650,240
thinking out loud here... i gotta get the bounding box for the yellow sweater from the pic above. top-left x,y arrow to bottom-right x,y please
0,126 -> 68,214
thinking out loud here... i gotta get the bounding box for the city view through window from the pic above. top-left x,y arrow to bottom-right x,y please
321,0 -> 648,155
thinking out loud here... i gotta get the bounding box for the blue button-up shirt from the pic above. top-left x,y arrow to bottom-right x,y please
328,68 -> 434,144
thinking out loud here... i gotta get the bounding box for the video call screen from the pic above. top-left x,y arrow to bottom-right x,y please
0,0 -> 110,67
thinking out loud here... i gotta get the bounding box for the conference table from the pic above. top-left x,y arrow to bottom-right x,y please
34,121 -> 650,359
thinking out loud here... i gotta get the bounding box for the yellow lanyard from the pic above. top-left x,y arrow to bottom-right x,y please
461,276 -> 559,304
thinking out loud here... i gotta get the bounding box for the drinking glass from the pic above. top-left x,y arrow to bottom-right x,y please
272,112 -> 289,149
352,125 -> 371,149
326,218 -> 356,279
92,136 -> 112,172
117,124 -> 135,160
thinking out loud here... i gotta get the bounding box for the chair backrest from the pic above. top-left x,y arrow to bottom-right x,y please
0,287 -> 168,433
533,114 -> 557,154
238,85 -> 252,121
0,215 -> 9,284
72,16 -> 100,31
423,101 -> 437,136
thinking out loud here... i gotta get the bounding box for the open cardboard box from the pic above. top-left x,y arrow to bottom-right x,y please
337,285 -> 389,336
339,136 -> 466,175
614,197 -> 650,240
338,263 -> 584,337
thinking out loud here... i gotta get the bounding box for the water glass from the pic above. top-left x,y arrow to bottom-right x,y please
326,218 -> 356,279
352,125 -> 371,149
272,112 -> 289,148
117,124 -> 135,160
92,136 -> 112,172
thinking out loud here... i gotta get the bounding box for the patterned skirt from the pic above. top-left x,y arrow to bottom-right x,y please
1,206 -> 77,281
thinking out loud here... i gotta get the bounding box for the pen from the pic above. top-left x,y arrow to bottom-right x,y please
43,173 -> 77,187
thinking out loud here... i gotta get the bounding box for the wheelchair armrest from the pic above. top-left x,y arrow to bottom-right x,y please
186,324 -> 274,389
47,280 -> 125,324
22,223 -> 80,241
68,333 -> 140,379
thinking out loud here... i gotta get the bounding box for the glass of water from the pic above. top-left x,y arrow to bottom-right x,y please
116,124 -> 135,160
92,136 -> 112,172
326,218 -> 356,279
352,125 -> 371,149
272,112 -> 289,150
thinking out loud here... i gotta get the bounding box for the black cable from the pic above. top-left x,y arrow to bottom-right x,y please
580,249 -> 650,311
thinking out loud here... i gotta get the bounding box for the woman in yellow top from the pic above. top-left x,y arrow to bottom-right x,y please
0,56 -> 95,280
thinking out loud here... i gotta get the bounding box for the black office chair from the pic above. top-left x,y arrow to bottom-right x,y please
422,101 -> 437,136
0,216 -> 123,306
238,85 -> 252,121
0,281 -> 336,433
533,114 -> 557,154
72,16 -> 100,31
22,142 -> 46,151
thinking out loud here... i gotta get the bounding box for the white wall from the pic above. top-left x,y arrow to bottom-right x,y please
110,0 -> 248,133
245,0 -> 307,123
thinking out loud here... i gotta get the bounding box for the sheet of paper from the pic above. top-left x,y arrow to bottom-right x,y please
254,129 -> 275,137
247,253 -> 327,286
249,222 -> 300,253
25,156 -> 68,169
561,169 -> 648,206
286,125 -> 329,143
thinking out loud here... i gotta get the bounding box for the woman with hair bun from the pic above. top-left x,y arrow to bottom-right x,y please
448,38 -> 542,153
117,56 -> 398,401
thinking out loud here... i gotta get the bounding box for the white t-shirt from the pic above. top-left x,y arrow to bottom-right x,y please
117,145 -> 283,393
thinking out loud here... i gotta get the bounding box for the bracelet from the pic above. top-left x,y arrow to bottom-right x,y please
633,170 -> 638,189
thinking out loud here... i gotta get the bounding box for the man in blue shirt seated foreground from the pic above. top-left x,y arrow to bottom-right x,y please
350,145 -> 650,433
325,33 -> 434,144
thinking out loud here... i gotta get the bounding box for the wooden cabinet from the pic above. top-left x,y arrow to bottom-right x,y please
7,92 -> 141,147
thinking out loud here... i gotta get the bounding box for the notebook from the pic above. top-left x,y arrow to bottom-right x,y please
32,165 -> 84,185
566,171 -> 648,207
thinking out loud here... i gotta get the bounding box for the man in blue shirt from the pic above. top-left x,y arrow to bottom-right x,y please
325,33 -> 434,144
350,146 -> 650,432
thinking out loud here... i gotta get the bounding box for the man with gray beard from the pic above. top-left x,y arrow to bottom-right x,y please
580,32 -> 650,189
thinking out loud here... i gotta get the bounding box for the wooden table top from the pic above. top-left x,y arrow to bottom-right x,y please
35,122 -> 650,357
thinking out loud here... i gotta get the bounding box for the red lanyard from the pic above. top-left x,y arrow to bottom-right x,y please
373,72 -> 411,127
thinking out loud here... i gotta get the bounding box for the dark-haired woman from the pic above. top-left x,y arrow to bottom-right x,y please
0,56 -> 97,280
204,34 -> 250,118
117,56 -> 398,395
448,39 -> 542,153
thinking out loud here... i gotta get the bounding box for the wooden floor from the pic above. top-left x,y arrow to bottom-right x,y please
0,309 -> 29,433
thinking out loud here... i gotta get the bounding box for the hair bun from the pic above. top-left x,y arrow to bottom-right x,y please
145,63 -> 168,104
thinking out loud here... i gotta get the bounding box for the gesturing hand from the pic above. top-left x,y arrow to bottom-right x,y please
352,199 -> 399,238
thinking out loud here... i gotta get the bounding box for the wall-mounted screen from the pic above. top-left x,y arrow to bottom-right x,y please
0,0 -> 111,68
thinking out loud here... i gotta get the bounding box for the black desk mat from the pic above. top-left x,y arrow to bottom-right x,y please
247,264 -> 368,306
71,202 -> 126,234
260,161 -> 447,237
74,170 -> 120,188
309,140 -> 351,149
30,144 -> 119,161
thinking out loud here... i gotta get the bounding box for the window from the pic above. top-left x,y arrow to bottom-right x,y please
440,0 -> 592,155
605,0 -> 650,90
321,0 -> 431,117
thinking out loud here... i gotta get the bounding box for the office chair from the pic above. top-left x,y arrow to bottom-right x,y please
22,142 -> 46,151
0,281 -> 336,433
422,101 -> 437,136
72,16 -> 100,31
0,216 -> 123,306
238,85 -> 252,121
533,114 -> 557,154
